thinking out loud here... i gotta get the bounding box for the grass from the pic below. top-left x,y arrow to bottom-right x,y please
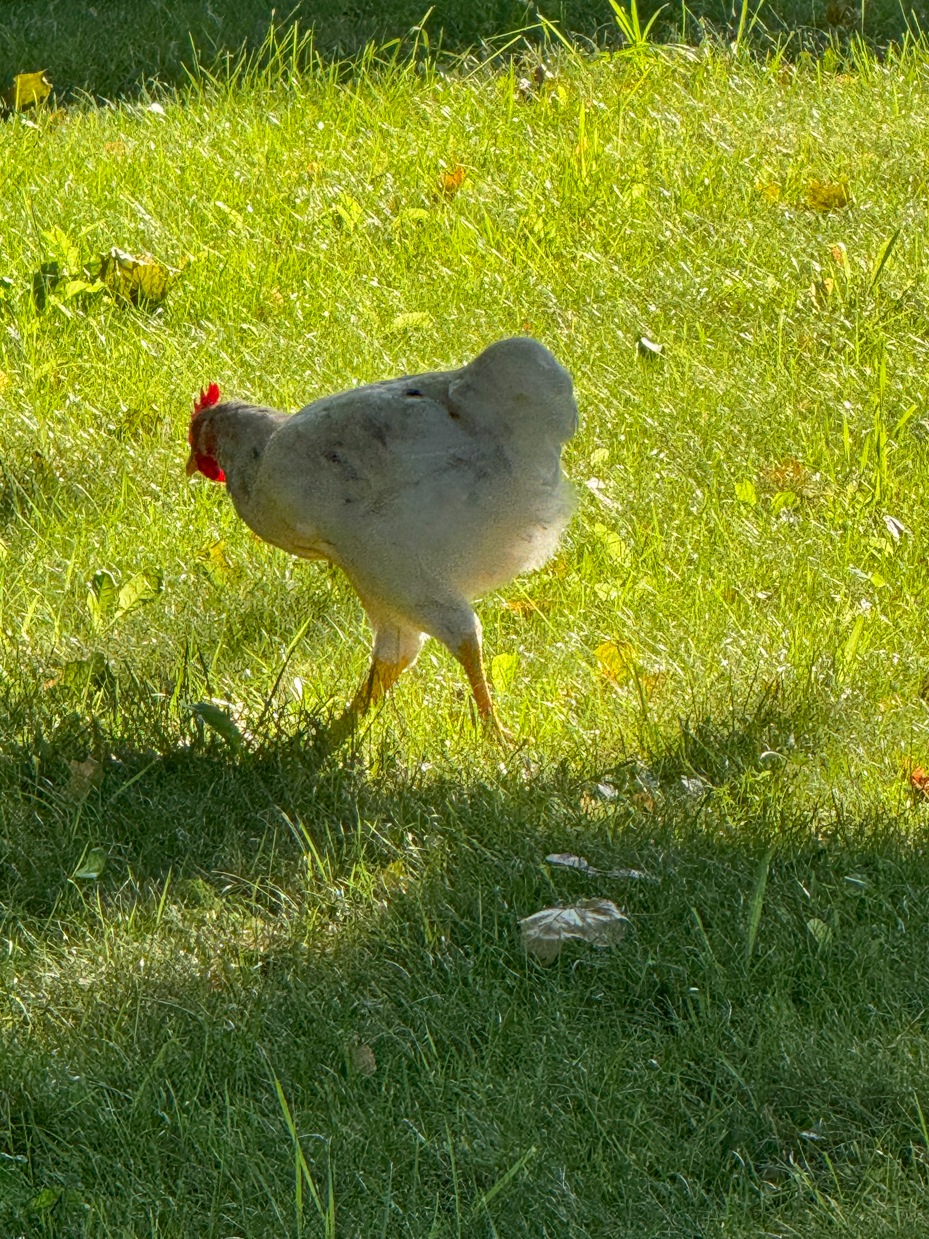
2,17 -> 929,1236
2,0 -> 929,99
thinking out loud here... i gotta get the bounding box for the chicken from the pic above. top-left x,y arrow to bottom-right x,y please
185,337 -> 578,743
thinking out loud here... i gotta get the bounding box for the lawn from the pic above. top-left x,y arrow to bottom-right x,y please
2,13 -> 929,1237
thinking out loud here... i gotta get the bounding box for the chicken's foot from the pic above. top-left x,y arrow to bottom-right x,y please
321,655 -> 411,750
455,634 -> 512,743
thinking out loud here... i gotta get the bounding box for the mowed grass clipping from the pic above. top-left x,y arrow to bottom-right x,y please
1,31 -> 929,1238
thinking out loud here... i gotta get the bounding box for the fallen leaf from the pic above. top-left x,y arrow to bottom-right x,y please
349,1038 -> 377,1075
520,898 -> 628,963
636,336 -> 663,358
73,847 -> 107,880
806,180 -> 850,212
29,1187 -> 61,1211
905,763 -> 929,800
3,70 -> 51,111
439,164 -> 467,196
830,242 -> 848,266
809,276 -> 834,308
595,639 -> 636,685
96,247 -> 175,305
503,597 -> 545,616
104,140 -> 127,155
759,457 -> 824,500
585,477 -> 615,508
734,479 -> 757,506
67,758 -> 102,803
631,790 -> 655,812
806,916 -> 833,948
546,853 -> 594,873
546,853 -> 655,881
388,310 -> 433,332
0,369 -> 10,392
883,514 -> 909,541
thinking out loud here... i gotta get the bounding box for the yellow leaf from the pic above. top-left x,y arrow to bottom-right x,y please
806,180 -> 850,212
97,248 -> 174,305
388,310 -> 433,332
595,640 -> 636,685
0,370 -> 10,393
3,70 -> 51,111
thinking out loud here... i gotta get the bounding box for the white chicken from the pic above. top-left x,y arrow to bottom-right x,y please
185,337 -> 578,743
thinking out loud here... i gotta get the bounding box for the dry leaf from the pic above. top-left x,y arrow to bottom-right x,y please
104,140 -> 127,156
585,477 -> 615,508
0,370 -> 10,393
504,597 -> 545,616
67,757 -> 102,803
3,70 -> 52,111
759,457 -> 824,499
349,1037 -> 377,1075
806,180 -> 850,212
520,899 -> 628,963
595,640 -> 636,685
809,277 -> 834,308
97,248 -> 175,305
546,853 -> 594,873
883,514 -> 908,541
806,917 -> 833,948
830,242 -> 848,266
905,763 -> 929,800
439,164 -> 467,197
546,854 -> 654,881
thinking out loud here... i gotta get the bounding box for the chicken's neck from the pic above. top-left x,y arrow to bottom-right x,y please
213,402 -> 288,513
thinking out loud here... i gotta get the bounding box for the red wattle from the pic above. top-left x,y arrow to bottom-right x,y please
196,454 -> 226,483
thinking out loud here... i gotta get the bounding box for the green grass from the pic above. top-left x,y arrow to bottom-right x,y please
2,0 -> 928,99
3,24 -> 929,1237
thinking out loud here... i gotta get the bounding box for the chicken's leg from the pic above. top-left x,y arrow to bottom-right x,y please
411,599 -> 511,741
323,619 -> 425,748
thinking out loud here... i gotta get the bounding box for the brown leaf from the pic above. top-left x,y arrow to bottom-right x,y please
67,758 -> 102,803
439,164 -> 467,197
349,1037 -> 377,1075
806,180 -> 850,212
520,899 -> 628,963
830,242 -> 848,266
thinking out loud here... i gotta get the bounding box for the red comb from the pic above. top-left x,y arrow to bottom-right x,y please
193,382 -> 221,415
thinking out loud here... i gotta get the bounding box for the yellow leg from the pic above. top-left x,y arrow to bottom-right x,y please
456,634 -> 512,742
322,655 -> 411,750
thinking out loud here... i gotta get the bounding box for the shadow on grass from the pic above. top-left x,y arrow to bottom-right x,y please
0,0 -> 925,102
1,689 -> 929,1235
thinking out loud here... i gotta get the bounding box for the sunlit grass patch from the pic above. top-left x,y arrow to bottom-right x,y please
2,29 -> 929,1237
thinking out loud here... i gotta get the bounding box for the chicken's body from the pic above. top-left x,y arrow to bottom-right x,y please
187,338 -> 578,741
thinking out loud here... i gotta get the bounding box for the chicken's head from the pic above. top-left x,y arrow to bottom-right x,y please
186,383 -> 226,483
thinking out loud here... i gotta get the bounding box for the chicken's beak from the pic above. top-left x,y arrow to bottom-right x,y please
185,451 -> 198,478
